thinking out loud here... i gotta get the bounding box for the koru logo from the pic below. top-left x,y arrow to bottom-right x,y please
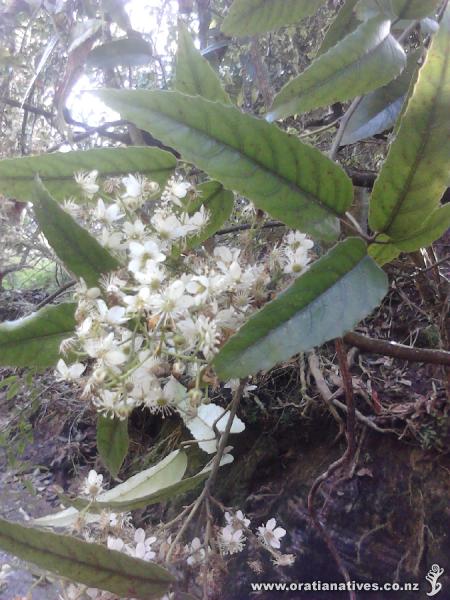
426,564 -> 444,597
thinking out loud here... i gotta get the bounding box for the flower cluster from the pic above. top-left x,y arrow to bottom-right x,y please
57,170 -> 314,455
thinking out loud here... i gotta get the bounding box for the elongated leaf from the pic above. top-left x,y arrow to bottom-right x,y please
0,303 -> 76,368
185,181 -> 234,248
370,204 -> 450,263
87,38 -> 153,69
369,9 -> 450,239
340,48 -> 421,145
0,147 -> 176,203
267,18 -> 406,122
213,238 -> 388,379
0,518 -> 173,599
356,0 -> 441,20
34,450 -> 188,528
392,205 -> 450,251
96,89 -> 353,241
33,179 -> 120,287
66,455 -> 233,513
176,22 -> 231,104
317,0 -> 360,56
97,416 -> 129,478
221,0 -> 326,36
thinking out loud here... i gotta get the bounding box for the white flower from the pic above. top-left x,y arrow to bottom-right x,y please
273,553 -> 295,567
148,281 -> 193,322
123,287 -> 152,314
123,219 -> 146,241
129,528 -> 157,561
185,537 -> 205,566
151,210 -> 186,241
185,403 -> 245,454
257,518 -> 286,549
85,332 -> 128,367
185,274 -> 212,304
163,177 -> 191,206
182,206 -> 209,235
95,199 -> 124,224
55,359 -> 85,381
82,470 -> 103,498
128,240 -> 166,273
225,510 -> 250,529
220,525 -> 245,555
284,231 -> 314,251
133,261 -> 166,290
93,390 -> 138,420
107,535 -> 125,552
142,377 -> 184,416
0,564 -> 11,587
177,315 -> 219,358
75,279 -> 101,301
283,247 -> 311,275
214,246 -> 239,264
99,228 -> 123,250
122,173 -> 146,200
74,170 -> 99,198
96,300 -> 128,326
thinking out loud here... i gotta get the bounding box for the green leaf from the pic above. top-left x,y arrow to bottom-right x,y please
368,235 -> 401,266
369,8 -> 450,239
33,179 -> 120,287
0,147 -> 176,203
221,0 -> 327,36
95,89 -> 353,241
176,22 -> 231,104
185,181 -> 234,248
371,204 -> 450,259
66,455 -> 232,513
340,48 -> 421,145
213,238 -> 388,379
356,0 -> 441,20
97,416 -> 129,478
0,517 -> 173,599
34,450 -> 189,528
317,0 -> 360,56
0,303 -> 76,368
392,204 -> 450,251
267,17 -> 406,122
87,38 -> 153,69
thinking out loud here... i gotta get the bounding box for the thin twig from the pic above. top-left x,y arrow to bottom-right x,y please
329,97 -> 363,160
166,380 -> 247,562
35,279 -> 76,310
335,338 -> 356,465
214,220 -> 285,236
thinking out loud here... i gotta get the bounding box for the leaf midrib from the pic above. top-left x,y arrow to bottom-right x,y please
120,93 -> 345,218
0,523 -> 172,587
380,38 -> 450,234
275,23 -> 395,112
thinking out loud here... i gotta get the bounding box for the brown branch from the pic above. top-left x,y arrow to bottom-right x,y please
0,96 -> 53,120
345,168 -> 376,189
35,279 -> 76,310
307,339 -> 357,600
335,338 -> 356,465
344,332 -> 450,366
214,220 -> 285,236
